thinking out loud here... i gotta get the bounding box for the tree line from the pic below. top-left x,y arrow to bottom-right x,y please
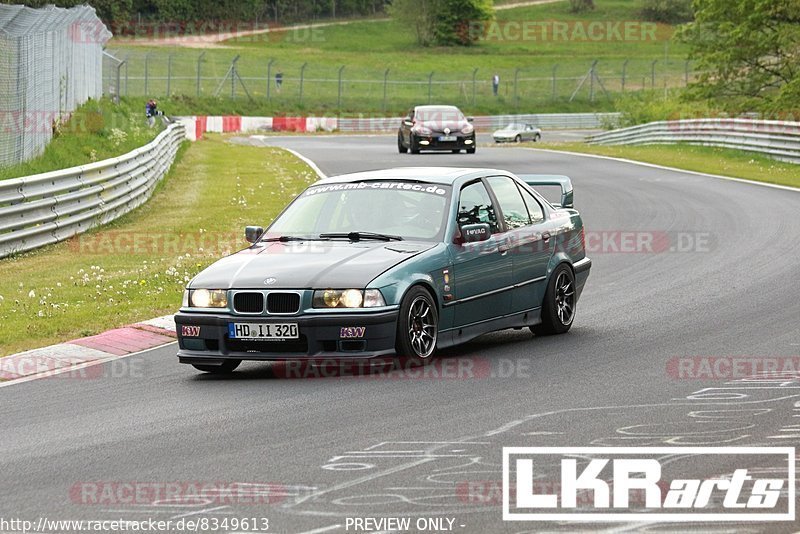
1,0 -> 392,24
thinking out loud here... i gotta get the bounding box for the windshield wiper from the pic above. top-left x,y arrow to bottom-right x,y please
259,235 -> 327,242
319,231 -> 403,242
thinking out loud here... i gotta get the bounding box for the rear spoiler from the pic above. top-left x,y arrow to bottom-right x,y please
518,174 -> 573,209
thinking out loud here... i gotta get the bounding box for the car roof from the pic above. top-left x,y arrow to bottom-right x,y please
414,105 -> 461,111
316,167 -> 511,186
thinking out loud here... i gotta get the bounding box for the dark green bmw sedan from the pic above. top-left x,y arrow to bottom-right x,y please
175,167 -> 591,373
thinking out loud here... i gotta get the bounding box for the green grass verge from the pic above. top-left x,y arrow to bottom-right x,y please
525,142 -> 800,188
0,98 -> 164,180
107,0 -> 689,116
0,135 -> 317,356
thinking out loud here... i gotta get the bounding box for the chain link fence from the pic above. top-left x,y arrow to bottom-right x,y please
105,49 -> 694,113
0,4 -> 111,168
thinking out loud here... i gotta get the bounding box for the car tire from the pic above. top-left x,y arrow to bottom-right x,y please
534,134 -> 541,142
410,134 -> 420,154
467,147 -> 476,154
515,135 -> 521,143
452,149 -> 461,154
192,360 -> 241,374
531,264 -> 575,336
395,286 -> 438,360
398,133 -> 408,153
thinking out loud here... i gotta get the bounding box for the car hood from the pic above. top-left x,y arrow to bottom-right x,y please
493,129 -> 517,136
190,240 -> 436,289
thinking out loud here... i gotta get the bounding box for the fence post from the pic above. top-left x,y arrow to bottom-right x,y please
382,68 -> 390,113
650,60 -> 656,89
621,59 -> 629,93
337,65 -> 345,108
196,52 -> 205,97
231,56 -> 237,99
166,54 -> 172,97
551,64 -> 558,100
299,62 -> 307,102
589,60 -> 597,102
124,58 -> 129,96
427,71 -> 434,104
513,68 -> 520,110
267,58 -> 275,100
144,52 -> 151,95
114,61 -> 123,104
471,68 -> 478,106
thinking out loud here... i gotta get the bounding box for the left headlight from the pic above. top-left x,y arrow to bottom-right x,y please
313,289 -> 386,308
461,124 -> 474,135
189,288 -> 228,308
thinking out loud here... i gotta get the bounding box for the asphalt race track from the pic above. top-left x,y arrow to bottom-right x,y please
2,134 -> 799,533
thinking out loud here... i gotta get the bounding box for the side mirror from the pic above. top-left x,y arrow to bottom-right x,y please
245,225 -> 264,244
466,116 -> 474,123
403,119 -> 414,127
458,223 -> 491,244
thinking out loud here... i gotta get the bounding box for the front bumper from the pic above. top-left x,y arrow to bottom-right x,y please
415,132 -> 475,151
175,309 -> 399,364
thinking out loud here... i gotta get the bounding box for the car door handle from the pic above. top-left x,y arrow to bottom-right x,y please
542,232 -> 551,243
498,243 -> 510,254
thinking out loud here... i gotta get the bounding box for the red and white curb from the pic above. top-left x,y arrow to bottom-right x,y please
0,315 -> 177,387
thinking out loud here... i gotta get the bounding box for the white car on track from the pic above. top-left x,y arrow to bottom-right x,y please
493,123 -> 542,143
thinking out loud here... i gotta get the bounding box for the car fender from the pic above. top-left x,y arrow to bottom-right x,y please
546,252 -> 574,281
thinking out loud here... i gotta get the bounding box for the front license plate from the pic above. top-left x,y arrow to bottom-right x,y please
438,135 -> 457,142
228,323 -> 299,340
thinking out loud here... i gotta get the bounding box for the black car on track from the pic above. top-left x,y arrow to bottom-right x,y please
398,105 -> 476,154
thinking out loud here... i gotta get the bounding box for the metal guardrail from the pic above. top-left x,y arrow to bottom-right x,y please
0,123 -> 185,259
335,113 -> 620,132
588,119 -> 800,164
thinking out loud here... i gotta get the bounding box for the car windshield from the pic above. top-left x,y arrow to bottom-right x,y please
415,107 -> 465,123
503,123 -> 524,130
267,181 -> 451,241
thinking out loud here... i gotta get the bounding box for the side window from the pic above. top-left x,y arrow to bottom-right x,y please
517,184 -> 545,223
486,176 -> 531,230
457,181 -> 500,234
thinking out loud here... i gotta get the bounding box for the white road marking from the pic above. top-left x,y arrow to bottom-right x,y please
283,147 -> 328,179
525,147 -> 800,193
